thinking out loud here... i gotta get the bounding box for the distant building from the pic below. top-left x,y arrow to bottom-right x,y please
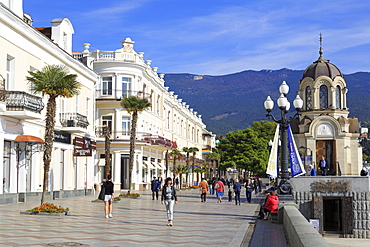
72,39 -> 215,190
293,43 -> 362,176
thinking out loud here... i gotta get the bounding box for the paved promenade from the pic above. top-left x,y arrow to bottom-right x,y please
0,189 -> 286,246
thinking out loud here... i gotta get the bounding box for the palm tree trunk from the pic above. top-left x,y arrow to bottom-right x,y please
192,152 -> 196,186
128,111 -> 138,194
179,173 -> 182,189
173,157 -> 177,181
185,153 -> 189,187
41,95 -> 57,207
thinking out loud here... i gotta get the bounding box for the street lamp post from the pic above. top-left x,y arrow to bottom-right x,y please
264,81 -> 303,194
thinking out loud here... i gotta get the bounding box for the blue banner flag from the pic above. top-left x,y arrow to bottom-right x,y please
287,124 -> 305,177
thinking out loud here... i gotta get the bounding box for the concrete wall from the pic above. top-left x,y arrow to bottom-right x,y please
283,205 -> 329,247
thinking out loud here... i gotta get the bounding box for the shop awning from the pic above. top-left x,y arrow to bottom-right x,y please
14,135 -> 44,143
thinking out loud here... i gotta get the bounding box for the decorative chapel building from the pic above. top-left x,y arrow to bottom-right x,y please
294,46 -> 362,176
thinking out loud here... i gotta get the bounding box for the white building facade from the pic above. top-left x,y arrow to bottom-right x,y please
0,1 -> 97,203
73,38 -> 215,190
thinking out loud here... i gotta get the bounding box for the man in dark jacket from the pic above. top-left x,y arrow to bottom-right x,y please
318,156 -> 329,176
151,177 -> 160,200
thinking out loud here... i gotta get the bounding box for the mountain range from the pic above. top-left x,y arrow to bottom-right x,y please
163,69 -> 370,136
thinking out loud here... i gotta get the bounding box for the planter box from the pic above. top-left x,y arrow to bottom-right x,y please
20,211 -> 70,216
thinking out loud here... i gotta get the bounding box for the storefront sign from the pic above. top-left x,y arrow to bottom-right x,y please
54,131 -> 71,144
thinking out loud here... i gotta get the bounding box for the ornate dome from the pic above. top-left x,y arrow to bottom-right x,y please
302,47 -> 343,80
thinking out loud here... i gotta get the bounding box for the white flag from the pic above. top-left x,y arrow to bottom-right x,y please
266,124 -> 279,178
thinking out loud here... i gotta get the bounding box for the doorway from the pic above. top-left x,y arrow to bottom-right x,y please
323,198 -> 342,232
120,154 -> 129,189
316,140 -> 336,175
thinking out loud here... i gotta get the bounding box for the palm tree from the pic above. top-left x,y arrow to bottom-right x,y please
170,149 -> 182,181
189,147 -> 199,185
207,152 -> 221,178
27,65 -> 80,206
121,96 -> 151,194
182,147 -> 191,187
194,167 -> 203,184
176,165 -> 188,189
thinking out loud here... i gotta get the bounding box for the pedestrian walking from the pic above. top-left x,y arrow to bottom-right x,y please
233,178 -> 242,205
161,177 -> 178,226
175,177 -> 179,189
199,178 -> 209,202
103,175 -> 114,219
245,178 -> 254,203
228,187 -> 233,203
208,178 -> 213,195
151,176 -> 160,200
215,178 -> 225,203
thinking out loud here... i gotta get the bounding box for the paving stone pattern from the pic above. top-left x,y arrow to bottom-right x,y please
0,190 -> 267,246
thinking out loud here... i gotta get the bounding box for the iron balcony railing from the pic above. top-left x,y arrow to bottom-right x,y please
96,90 -> 151,100
94,129 -> 177,148
60,113 -> 89,129
6,91 -> 44,113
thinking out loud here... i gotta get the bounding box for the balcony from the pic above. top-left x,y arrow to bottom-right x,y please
96,90 -> 151,101
3,91 -> 44,119
94,129 -> 176,149
60,113 -> 89,133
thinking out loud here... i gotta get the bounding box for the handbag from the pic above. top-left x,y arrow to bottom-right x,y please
98,183 -> 105,200
214,182 -> 220,189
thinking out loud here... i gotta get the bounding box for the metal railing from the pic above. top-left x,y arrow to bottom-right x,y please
60,112 -> 89,128
96,90 -> 151,100
6,91 -> 44,113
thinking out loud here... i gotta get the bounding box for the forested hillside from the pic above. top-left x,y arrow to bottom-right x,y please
164,69 -> 370,136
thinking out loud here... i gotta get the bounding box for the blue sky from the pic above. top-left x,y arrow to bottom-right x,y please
24,0 -> 370,75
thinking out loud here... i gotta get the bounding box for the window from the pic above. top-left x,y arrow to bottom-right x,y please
151,90 -> 154,111
320,85 -> 328,109
3,141 -> 11,193
60,149 -> 65,190
86,98 -> 90,119
122,78 -> 131,97
157,95 -> 160,115
306,86 -> 312,110
6,55 -> 14,90
75,95 -> 79,113
102,116 -> 112,130
167,111 -> 171,129
336,86 -> 341,109
102,77 -> 112,95
122,116 -> 131,135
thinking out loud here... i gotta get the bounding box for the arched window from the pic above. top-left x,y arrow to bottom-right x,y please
306,86 -> 312,110
335,86 -> 341,109
320,85 -> 328,109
